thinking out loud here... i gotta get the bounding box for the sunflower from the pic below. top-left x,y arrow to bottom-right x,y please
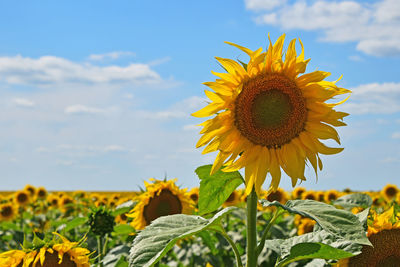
297,218 -> 316,235
0,232 -> 91,267
324,189 -> 340,203
36,186 -> 47,200
337,207 -> 400,266
0,250 -> 25,267
188,187 -> 200,203
14,190 -> 30,206
24,184 -> 36,197
115,212 -> 129,224
292,186 -> 306,199
223,189 -> 241,207
381,184 -> 398,202
60,195 -> 74,213
301,190 -> 317,201
47,194 -> 60,209
193,34 -> 350,196
316,191 -> 325,202
266,187 -> 288,204
127,179 -> 194,230
0,203 -> 16,221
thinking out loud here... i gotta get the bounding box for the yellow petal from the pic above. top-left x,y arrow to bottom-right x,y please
224,41 -> 254,56
211,151 -> 231,175
191,102 -> 224,118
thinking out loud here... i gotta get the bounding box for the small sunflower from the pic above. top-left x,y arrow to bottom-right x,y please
292,186 -> 306,199
60,195 -> 74,213
36,186 -> 47,200
297,218 -> 316,235
223,189 -> 241,207
127,179 -> 194,230
24,184 -> 36,197
115,212 -> 129,224
301,190 -> 317,201
0,203 -> 16,221
193,34 -> 350,196
266,187 -> 288,204
338,207 -> 400,266
14,190 -> 30,206
324,189 -> 340,203
316,191 -> 325,202
381,184 -> 398,202
47,194 -> 60,209
188,187 -> 200,203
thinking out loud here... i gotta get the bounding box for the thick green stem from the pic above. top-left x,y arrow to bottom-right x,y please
246,187 -> 258,267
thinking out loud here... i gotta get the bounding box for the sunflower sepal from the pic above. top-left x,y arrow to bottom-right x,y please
128,207 -> 237,267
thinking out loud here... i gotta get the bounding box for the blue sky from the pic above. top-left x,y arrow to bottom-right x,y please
0,0 -> 399,192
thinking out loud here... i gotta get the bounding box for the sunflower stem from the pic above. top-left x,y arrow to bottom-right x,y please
246,187 -> 258,267
257,208 -> 283,257
216,229 -> 243,267
97,235 -> 103,267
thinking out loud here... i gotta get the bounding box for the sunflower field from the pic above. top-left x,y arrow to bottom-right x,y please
2,34 -> 399,267
1,179 -> 400,266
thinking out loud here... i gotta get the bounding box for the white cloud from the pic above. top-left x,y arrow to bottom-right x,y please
392,132 -> 400,139
136,96 -> 206,120
88,51 -> 135,61
64,104 -> 113,115
348,55 -> 363,62
40,144 -> 133,155
183,124 -> 200,131
245,0 -> 286,11
342,82 -> 400,114
248,0 -> 400,56
13,98 -> 35,108
0,55 -> 163,87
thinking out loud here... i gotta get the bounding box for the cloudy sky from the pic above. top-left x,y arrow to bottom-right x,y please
0,0 -> 399,191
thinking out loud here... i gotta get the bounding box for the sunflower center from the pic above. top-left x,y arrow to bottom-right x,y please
38,251 -> 77,267
267,190 -> 283,202
235,73 -> 307,148
252,90 -> 291,128
348,229 -> 400,266
190,193 -> 198,202
1,206 -> 12,217
143,189 -> 182,225
386,187 -> 397,198
17,193 -> 28,203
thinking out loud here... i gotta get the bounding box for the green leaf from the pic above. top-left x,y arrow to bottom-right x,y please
112,207 -> 132,217
64,217 -> 88,232
113,224 -> 135,236
261,199 -> 371,246
195,164 -> 243,215
264,229 -> 363,259
333,193 -> 372,209
277,242 -> 354,267
104,244 -> 130,267
129,207 -> 236,267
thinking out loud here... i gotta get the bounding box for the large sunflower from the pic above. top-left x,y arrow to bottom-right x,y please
337,207 -> 400,266
128,179 -> 194,230
193,34 -> 350,195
